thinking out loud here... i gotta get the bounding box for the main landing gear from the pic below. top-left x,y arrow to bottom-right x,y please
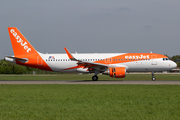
92,70 -> 99,81
92,75 -> 98,81
152,71 -> 156,81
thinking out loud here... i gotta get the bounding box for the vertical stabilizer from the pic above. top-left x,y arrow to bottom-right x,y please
8,27 -> 37,56
6,27 -> 53,71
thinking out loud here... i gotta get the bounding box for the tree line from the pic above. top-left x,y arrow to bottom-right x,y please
0,55 -> 180,74
0,60 -> 56,74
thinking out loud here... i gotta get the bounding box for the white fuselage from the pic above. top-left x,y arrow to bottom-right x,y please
39,53 -> 176,73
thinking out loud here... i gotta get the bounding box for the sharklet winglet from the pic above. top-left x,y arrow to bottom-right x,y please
64,47 -> 78,61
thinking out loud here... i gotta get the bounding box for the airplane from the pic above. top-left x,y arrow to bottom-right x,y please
4,27 -> 177,81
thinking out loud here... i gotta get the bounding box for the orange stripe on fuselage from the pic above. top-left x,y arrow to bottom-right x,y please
60,53 -> 167,71
94,53 -> 166,64
61,66 -> 82,71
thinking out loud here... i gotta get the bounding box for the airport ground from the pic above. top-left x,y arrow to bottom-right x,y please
0,73 -> 180,119
0,73 -> 180,81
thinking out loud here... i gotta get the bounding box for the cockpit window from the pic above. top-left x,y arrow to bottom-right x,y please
163,58 -> 169,61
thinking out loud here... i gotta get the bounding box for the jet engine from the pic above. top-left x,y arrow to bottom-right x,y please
103,67 -> 126,78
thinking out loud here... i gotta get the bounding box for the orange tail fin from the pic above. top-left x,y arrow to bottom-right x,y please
8,27 -> 38,56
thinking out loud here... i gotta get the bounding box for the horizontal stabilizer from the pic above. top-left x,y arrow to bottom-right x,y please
5,56 -> 28,63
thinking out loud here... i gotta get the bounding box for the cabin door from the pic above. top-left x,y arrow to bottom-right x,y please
151,55 -> 157,65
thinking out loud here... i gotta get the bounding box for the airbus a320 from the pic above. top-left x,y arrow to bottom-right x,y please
5,27 -> 177,81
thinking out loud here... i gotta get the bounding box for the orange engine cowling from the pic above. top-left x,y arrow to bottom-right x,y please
108,68 -> 114,77
109,67 -> 126,78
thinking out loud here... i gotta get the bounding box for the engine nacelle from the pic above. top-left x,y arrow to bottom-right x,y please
103,67 -> 126,78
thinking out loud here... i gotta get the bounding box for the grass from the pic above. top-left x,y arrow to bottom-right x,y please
0,84 -> 180,120
0,73 -> 180,80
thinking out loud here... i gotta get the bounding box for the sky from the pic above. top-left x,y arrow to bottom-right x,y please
0,0 -> 180,59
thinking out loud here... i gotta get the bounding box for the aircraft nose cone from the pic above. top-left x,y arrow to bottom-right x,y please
171,61 -> 177,68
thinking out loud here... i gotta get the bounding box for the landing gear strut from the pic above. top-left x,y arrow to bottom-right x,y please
92,75 -> 98,81
92,70 -> 99,81
152,72 -> 156,81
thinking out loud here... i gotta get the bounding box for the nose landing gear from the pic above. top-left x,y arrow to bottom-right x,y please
152,72 -> 156,81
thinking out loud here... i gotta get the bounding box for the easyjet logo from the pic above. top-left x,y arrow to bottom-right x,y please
125,55 -> 150,59
10,29 -> 31,53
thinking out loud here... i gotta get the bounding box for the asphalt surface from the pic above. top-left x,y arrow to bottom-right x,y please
0,80 -> 180,84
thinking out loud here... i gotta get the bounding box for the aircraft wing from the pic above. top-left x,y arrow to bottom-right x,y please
64,48 -> 108,71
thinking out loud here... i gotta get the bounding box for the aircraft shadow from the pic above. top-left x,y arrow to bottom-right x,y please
68,80 -> 124,82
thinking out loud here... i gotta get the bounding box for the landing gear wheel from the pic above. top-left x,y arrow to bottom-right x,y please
152,77 -> 156,81
92,76 -> 98,81
151,71 -> 156,81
